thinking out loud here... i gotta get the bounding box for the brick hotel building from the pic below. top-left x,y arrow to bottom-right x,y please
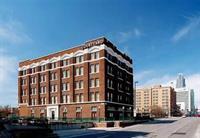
18,37 -> 133,120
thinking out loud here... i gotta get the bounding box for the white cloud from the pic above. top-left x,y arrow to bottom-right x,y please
135,70 -> 154,81
172,14 -> 200,42
0,13 -> 32,106
0,49 -> 18,106
138,73 -> 200,109
117,28 -> 143,43
0,20 -> 32,44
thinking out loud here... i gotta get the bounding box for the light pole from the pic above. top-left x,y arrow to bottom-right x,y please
122,106 -> 125,121
80,107 -> 83,122
134,81 -> 139,117
98,106 -> 100,122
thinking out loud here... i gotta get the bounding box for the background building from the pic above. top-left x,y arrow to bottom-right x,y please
176,73 -> 186,88
176,88 -> 195,115
135,85 -> 176,117
175,74 -> 195,115
18,37 -> 133,120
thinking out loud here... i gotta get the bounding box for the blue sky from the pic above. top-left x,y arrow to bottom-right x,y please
0,0 -> 200,108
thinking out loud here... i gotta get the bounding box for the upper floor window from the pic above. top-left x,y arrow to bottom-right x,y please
62,83 -> 70,91
40,75 -> 46,82
22,89 -> 26,96
89,92 -> 99,101
62,70 -> 70,78
41,65 -> 46,71
89,78 -> 99,88
40,86 -> 46,94
51,96 -> 57,104
107,78 -> 113,89
90,52 -> 99,60
75,80 -> 84,89
107,65 -> 113,75
50,62 -> 57,69
50,72 -> 57,80
50,84 -> 57,93
31,68 -> 36,73
22,79 -> 26,85
90,64 -> 99,74
63,59 -> 70,66
22,70 -> 27,76
31,88 -> 37,95
31,77 -> 36,84
75,55 -> 84,63
75,67 -> 84,76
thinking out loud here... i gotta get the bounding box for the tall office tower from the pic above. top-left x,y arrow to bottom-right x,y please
18,37 -> 133,120
176,73 -> 186,88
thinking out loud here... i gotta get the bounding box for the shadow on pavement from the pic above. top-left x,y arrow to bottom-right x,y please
144,119 -> 176,124
56,129 -> 150,138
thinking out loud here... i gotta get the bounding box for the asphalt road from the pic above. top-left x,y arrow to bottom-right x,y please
56,117 -> 200,138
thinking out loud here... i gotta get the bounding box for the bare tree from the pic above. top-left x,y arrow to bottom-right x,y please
151,105 -> 166,118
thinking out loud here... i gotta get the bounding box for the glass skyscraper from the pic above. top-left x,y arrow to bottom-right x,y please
176,73 -> 186,88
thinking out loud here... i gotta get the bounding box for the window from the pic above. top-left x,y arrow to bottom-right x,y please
63,59 -> 70,66
51,96 -> 57,104
90,93 -> 95,101
90,52 -> 99,60
107,79 -> 113,88
90,79 -> 95,88
22,79 -> 26,85
62,83 -> 70,91
22,70 -> 27,75
50,62 -> 57,69
41,65 -> 46,71
50,85 -> 57,92
95,92 -> 99,101
67,95 -> 70,103
31,77 -> 36,84
118,83 -> 123,91
90,64 -> 99,73
40,86 -> 46,94
107,65 -> 113,75
31,88 -> 36,95
80,94 -> 84,102
80,81 -> 83,89
63,95 -> 66,103
75,55 -> 84,63
90,92 -> 99,101
107,92 -> 113,101
62,70 -> 70,78
31,98 -> 36,105
22,89 -> 26,96
95,79 -> 99,87
76,94 -> 80,102
40,75 -> 46,82
41,97 -> 46,105
90,79 -> 99,88
75,81 -> 84,89
75,67 -> 84,76
50,72 -> 57,80
31,68 -> 36,73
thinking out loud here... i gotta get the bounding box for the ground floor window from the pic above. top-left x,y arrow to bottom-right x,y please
76,112 -> 81,118
63,112 -> 67,120
91,112 -> 97,119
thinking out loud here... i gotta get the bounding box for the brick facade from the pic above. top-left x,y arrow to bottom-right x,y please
18,37 -> 134,120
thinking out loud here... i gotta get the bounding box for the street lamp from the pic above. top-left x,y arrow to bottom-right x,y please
122,106 -> 125,121
80,107 -> 83,122
98,106 -> 100,122
134,81 -> 139,117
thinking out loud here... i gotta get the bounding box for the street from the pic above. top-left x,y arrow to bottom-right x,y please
55,117 -> 200,138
